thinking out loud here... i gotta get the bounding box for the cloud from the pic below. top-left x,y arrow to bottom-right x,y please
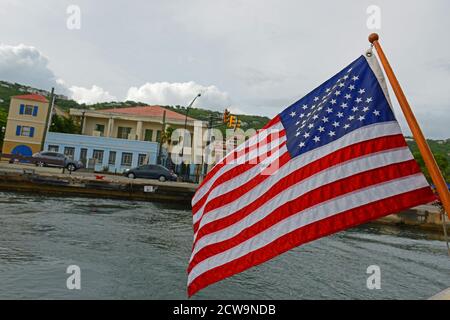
125,81 -> 230,109
69,85 -> 117,104
0,43 -> 67,94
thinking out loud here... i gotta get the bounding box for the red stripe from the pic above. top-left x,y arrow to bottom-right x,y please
188,187 -> 436,296
195,118 -> 283,193
192,150 -> 291,232
188,158 -> 423,273
261,115 -> 281,129
194,134 -> 408,236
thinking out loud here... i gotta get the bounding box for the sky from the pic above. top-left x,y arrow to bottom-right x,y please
0,0 -> 449,138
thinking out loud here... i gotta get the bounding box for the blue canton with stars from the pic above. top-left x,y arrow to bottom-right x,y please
280,55 -> 396,158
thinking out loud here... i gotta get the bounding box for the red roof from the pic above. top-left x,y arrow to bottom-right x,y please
99,105 -> 196,121
12,94 -> 48,103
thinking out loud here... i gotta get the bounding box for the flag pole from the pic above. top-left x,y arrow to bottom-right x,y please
368,33 -> 450,218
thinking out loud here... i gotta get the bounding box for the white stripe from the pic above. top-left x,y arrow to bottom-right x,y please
190,147 -> 413,260
192,121 -> 402,226
192,121 -> 284,205
188,173 -> 429,284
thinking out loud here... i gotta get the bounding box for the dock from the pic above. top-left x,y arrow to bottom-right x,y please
0,162 -> 196,204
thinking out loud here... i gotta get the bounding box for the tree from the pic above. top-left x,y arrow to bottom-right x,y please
413,151 -> 449,183
49,115 -> 80,134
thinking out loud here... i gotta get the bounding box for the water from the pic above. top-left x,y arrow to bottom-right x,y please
0,191 -> 448,300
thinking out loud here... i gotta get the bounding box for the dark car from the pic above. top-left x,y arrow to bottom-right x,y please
123,164 -> 177,182
32,151 -> 84,171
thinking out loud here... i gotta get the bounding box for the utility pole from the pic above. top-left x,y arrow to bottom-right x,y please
158,110 -> 166,165
41,87 -> 54,151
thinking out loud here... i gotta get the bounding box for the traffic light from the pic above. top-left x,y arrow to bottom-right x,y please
234,119 -> 241,130
223,109 -> 230,124
228,115 -> 237,128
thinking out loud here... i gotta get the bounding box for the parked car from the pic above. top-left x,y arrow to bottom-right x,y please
123,164 -> 177,182
32,151 -> 84,171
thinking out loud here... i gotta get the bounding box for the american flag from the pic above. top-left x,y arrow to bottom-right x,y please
187,53 -> 436,296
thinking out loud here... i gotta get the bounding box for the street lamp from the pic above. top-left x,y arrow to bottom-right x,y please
180,93 -> 201,179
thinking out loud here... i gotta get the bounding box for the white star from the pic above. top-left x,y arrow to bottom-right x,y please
314,97 -> 319,102
340,103 -> 348,108
343,75 -> 349,80
334,90 -> 341,96
338,82 -> 345,88
332,121 -> 340,127
373,110 -> 380,116
330,99 -> 337,105
337,112 -> 344,118
355,97 -> 362,103
348,84 -> 355,90
345,94 -> 351,100
302,104 -> 308,110
299,142 -> 305,148
318,126 -> 325,132
352,106 -> 359,112
362,106 -> 369,112
313,136 -> 320,143
366,97 -> 373,103
322,117 -> 329,123
326,107 -> 333,113
358,88 -> 365,95
328,131 -> 336,137
303,132 -> 310,138
358,115 -> 365,121
312,114 -> 319,120
343,124 -> 350,129
308,123 -> 314,129
348,115 -> 355,121
352,75 -> 359,81
299,113 -> 305,118
290,111 -> 296,117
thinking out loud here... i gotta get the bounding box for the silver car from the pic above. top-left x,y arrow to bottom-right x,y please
32,151 -> 84,171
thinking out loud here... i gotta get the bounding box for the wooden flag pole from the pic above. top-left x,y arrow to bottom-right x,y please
368,33 -> 450,218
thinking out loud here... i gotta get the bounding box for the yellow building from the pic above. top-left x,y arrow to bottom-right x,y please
2,94 -> 50,156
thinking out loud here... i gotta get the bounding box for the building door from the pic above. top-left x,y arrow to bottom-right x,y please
11,145 -> 33,158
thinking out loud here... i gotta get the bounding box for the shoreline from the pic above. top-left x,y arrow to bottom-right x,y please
0,162 -> 448,235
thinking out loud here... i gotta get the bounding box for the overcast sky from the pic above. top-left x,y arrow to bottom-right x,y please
0,0 -> 449,138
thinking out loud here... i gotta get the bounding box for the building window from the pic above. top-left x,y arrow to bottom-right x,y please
24,105 -> 34,115
121,152 -> 133,166
117,127 -> 132,139
144,129 -> 153,141
16,125 -> 34,137
48,145 -> 59,152
92,149 -> 104,164
138,154 -> 147,166
94,124 -> 105,136
80,148 -> 87,164
64,147 -> 75,160
108,151 -> 116,165
156,130 -> 161,143
19,104 -> 37,116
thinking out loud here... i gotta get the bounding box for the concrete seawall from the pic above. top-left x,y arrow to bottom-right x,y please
0,165 -> 196,204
